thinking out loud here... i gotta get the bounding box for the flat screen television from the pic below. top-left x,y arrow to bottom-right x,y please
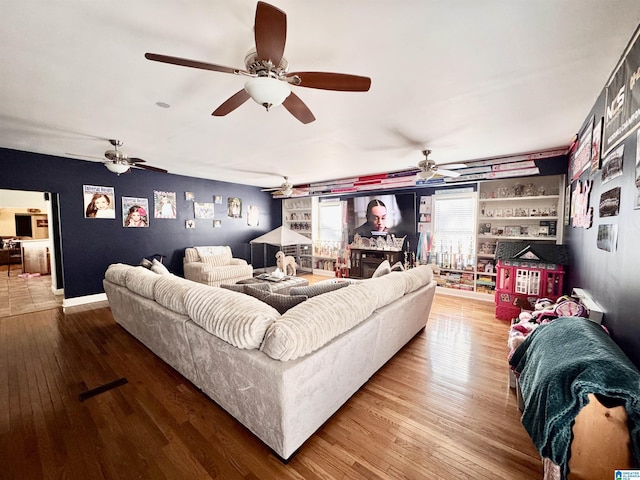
345,193 -> 416,241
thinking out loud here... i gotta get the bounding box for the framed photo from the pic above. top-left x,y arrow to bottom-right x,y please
213,219 -> 222,228
186,219 -> 196,229
194,202 -> 215,219
599,187 -> 621,217
247,205 -> 259,226
214,195 -> 223,204
228,197 -> 242,218
83,185 -> 115,219
601,144 -> 624,185
505,226 -> 521,237
122,196 -> 149,227
185,192 -> 195,201
154,191 -> 177,219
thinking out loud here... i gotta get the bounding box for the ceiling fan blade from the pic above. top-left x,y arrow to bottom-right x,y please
286,71 -> 371,92
128,157 -> 146,164
437,168 -> 461,178
254,1 -> 287,66
134,164 -> 169,174
282,92 -> 315,124
439,163 -> 467,170
145,53 -> 245,75
212,89 -> 251,116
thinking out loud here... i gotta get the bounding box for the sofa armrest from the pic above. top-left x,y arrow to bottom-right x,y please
229,258 -> 248,266
184,262 -> 207,281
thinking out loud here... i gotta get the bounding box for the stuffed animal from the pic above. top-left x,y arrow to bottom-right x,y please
275,251 -> 298,276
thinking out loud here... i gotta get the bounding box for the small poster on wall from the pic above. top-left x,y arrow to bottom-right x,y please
599,187 -> 621,218
122,196 -> 149,227
83,185 -> 115,219
601,145 -> 624,185
194,202 -> 215,219
247,205 -> 259,226
228,197 -> 242,218
597,224 -> 618,253
154,191 -> 177,219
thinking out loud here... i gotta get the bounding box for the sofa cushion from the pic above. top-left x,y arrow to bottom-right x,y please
202,265 -> 255,282
261,282 -> 379,361
201,253 -> 232,267
151,258 -> 170,275
403,265 -> 434,293
220,283 -> 271,294
289,281 -> 349,298
184,285 -> 280,349
125,266 -> 161,300
244,286 -> 308,314
362,271 -> 408,309
154,274 -> 194,315
372,260 -> 392,278
194,245 -> 230,258
105,263 -> 136,286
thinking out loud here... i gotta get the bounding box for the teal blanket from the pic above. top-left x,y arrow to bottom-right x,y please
509,317 -> 640,478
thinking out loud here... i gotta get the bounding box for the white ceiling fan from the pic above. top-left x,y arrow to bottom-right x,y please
261,176 -> 305,197
415,150 -> 466,181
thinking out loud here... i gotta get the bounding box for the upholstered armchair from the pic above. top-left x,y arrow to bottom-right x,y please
183,246 -> 253,287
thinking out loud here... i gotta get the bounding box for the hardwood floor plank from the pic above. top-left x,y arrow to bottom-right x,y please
1,293 -> 544,479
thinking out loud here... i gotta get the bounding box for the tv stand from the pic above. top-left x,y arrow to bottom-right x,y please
349,248 -> 403,279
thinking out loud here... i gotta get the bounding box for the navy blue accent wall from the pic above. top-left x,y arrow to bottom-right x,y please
0,148 -> 280,300
564,87 -> 640,368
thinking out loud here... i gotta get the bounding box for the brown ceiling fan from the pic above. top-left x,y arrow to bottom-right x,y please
103,140 -> 168,175
144,1 -> 371,124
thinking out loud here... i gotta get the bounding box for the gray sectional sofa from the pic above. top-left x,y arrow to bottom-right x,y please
103,263 -> 437,460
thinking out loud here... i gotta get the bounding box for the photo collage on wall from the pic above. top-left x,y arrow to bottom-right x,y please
81,184 -> 257,230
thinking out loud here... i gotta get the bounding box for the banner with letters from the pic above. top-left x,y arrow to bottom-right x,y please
603,26 -> 640,157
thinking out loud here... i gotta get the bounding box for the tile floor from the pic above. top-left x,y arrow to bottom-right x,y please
0,265 -> 63,317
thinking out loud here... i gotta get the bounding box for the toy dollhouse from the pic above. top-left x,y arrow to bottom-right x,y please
494,241 -> 569,320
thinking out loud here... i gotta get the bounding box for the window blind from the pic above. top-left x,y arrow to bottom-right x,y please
432,192 -> 477,264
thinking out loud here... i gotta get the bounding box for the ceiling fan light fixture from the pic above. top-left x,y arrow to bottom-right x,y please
415,169 -> 436,182
244,76 -> 291,111
105,161 -> 130,175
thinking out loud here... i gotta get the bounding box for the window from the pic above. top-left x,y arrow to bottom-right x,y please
313,200 -> 344,260
316,200 -> 343,242
432,192 -> 477,268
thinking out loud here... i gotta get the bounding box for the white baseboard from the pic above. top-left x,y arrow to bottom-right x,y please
435,286 -> 495,302
62,292 -> 108,310
51,286 -> 64,296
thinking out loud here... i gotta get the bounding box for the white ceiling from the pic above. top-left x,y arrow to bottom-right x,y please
2,1 -> 640,189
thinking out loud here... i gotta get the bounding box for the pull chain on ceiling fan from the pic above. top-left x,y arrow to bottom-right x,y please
144,1 -> 371,124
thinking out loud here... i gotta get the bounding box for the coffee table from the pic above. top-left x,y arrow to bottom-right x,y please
236,276 -> 309,294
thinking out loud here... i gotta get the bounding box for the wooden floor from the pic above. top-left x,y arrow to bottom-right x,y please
0,265 -> 63,317
0,286 -> 543,479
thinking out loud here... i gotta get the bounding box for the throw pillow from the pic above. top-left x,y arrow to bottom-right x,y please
150,258 -> 170,275
139,258 -> 153,269
371,260 -> 391,278
289,281 -> 349,298
390,261 -> 405,272
244,286 -> 308,314
201,253 -> 232,267
220,283 -> 270,294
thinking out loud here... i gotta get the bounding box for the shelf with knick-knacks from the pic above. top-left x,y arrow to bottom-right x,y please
471,174 -> 566,298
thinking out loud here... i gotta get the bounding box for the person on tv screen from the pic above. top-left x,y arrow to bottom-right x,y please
353,199 -> 391,237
